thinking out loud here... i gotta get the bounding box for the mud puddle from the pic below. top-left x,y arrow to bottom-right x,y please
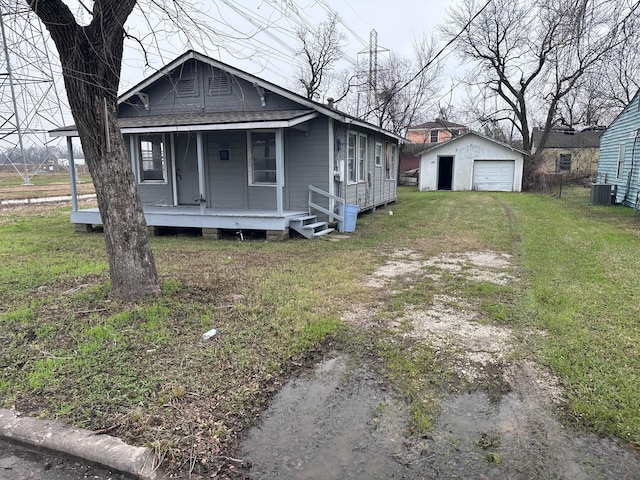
240,355 -> 640,479
240,249 -> 640,478
241,355 -> 409,479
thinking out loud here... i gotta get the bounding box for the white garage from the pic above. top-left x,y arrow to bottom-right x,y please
418,131 -> 525,192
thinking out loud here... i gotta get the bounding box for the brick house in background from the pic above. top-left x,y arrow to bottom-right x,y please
399,119 -> 469,178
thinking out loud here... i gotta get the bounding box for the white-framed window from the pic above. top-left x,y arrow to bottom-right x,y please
347,132 -> 367,183
430,130 -> 438,143
617,145 -> 625,179
357,134 -> 367,182
375,142 -> 383,167
138,134 -> 167,183
347,132 -> 357,183
248,131 -> 277,185
385,142 -> 396,180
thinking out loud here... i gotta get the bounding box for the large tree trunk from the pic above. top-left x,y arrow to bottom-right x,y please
28,0 -> 160,300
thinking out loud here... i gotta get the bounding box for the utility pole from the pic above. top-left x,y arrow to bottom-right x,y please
0,0 -> 67,185
358,29 -> 388,123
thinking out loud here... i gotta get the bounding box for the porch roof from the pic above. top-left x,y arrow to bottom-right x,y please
50,109 -> 318,137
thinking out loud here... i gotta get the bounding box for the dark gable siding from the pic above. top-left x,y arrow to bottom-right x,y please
119,59 -> 305,118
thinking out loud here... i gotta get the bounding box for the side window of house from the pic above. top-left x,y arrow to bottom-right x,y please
430,130 -> 438,143
139,134 -> 167,182
385,143 -> 396,180
249,131 -> 277,185
357,134 -> 367,182
558,153 -> 572,171
347,132 -> 357,183
375,143 -> 383,167
617,145 -> 625,179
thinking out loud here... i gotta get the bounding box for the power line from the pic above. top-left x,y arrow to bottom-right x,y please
397,0 -> 493,94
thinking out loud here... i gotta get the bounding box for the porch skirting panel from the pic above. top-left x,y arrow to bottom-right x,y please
71,206 -> 307,233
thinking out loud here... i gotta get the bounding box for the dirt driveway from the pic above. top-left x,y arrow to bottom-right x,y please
240,248 -> 640,479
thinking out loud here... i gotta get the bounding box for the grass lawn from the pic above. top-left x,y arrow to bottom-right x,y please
0,186 -> 639,474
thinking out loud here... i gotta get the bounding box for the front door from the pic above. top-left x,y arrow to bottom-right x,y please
175,134 -> 200,205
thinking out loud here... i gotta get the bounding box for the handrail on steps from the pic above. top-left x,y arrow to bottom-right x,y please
308,184 -> 345,232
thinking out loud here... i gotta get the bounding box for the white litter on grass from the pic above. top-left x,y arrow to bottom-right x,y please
202,328 -> 217,340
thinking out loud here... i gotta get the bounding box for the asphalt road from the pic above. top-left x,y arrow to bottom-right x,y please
0,438 -> 132,480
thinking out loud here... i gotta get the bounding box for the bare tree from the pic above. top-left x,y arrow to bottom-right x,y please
296,13 -> 346,101
351,35 -> 442,136
27,0 -> 160,300
443,0 -> 639,186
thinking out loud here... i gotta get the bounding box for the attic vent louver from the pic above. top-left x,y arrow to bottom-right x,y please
176,78 -> 197,97
208,74 -> 232,96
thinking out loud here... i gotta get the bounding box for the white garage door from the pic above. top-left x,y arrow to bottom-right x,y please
473,160 -> 515,192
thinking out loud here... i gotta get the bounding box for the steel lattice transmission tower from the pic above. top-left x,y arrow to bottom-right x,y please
0,0 -> 68,184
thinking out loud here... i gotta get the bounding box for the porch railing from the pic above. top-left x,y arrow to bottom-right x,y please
308,184 -> 345,233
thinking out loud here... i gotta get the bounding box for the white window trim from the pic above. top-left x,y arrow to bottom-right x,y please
347,132 -> 357,185
357,133 -> 367,183
137,133 -> 169,184
375,142 -> 383,167
385,142 -> 397,180
247,130 -> 281,187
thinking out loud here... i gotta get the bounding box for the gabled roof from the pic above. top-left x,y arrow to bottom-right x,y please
50,50 -> 404,141
531,127 -> 604,149
408,119 -> 467,130
116,50 -> 403,141
418,130 -> 528,157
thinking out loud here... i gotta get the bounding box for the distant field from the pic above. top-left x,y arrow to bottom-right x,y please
0,172 -> 94,201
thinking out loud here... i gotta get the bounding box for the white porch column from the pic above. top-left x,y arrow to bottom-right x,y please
67,136 -> 78,212
196,132 -> 206,214
275,128 -> 284,215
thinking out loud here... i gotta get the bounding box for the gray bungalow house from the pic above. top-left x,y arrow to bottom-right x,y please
52,51 -> 401,239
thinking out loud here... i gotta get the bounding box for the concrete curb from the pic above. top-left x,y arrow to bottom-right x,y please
0,409 -> 163,479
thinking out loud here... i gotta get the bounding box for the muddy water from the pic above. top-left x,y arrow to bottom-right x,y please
241,355 -> 409,479
241,355 -> 640,480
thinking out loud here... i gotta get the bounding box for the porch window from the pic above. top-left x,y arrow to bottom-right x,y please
249,131 -> 277,185
139,134 -> 167,182
375,142 -> 383,167
617,145 -> 625,179
385,143 -> 396,180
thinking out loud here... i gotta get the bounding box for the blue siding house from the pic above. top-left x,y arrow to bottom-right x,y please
597,91 -> 640,207
52,51 -> 401,239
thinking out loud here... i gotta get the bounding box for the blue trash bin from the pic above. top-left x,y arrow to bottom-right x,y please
343,204 -> 359,232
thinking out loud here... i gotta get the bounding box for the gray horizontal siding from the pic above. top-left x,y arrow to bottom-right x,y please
341,127 -> 398,209
206,131 -> 248,209
286,117 -> 330,211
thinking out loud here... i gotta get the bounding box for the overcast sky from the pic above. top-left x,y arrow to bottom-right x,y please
118,0 -> 458,94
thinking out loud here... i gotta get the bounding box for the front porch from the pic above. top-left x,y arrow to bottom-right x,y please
71,205 -> 308,233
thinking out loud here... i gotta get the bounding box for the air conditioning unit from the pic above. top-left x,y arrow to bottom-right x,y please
590,184 -> 613,206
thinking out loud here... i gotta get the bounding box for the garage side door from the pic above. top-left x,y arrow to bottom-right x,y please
473,160 -> 514,192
